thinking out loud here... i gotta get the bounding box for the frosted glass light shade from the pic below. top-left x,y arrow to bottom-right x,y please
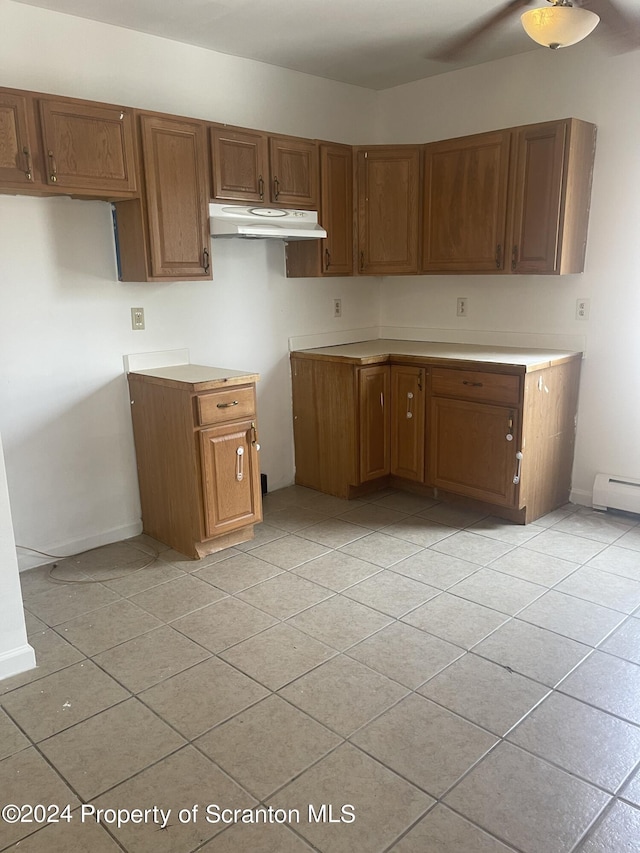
521,5 -> 600,49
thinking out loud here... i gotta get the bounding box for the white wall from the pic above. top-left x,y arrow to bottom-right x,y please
0,1 -> 379,569
0,434 -> 34,678
375,42 -> 640,502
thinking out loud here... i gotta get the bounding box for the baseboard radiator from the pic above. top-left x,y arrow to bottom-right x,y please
593,474 -> 640,514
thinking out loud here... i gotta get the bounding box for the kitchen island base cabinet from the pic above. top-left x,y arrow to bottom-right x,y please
128,368 -> 262,559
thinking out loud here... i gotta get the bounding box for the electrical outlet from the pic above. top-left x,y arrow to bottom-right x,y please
333,298 -> 342,318
576,298 -> 590,320
131,307 -> 145,330
457,297 -> 468,317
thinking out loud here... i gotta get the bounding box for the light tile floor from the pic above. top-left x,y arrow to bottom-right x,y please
2,486 -> 640,852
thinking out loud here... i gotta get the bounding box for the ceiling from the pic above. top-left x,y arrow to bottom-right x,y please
9,0 -> 623,89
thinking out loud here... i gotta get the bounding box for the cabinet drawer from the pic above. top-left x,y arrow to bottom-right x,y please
196,386 -> 256,426
431,367 -> 520,405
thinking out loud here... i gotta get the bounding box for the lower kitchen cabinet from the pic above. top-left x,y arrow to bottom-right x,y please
290,344 -> 582,523
391,364 -> 426,483
128,366 -> 262,558
359,365 -> 390,483
429,397 -> 519,507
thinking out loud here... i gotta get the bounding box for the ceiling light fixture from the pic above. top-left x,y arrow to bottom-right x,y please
521,1 -> 600,50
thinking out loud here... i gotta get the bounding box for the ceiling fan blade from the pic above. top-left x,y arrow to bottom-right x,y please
581,0 -> 640,53
432,0 -> 534,61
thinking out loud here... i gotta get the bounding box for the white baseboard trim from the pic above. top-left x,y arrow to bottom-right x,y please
17,520 -> 143,572
570,487 -> 593,508
0,643 -> 36,681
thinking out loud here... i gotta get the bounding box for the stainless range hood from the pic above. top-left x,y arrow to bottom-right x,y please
209,203 -> 326,240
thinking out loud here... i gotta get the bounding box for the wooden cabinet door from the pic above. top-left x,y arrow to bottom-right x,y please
320,142 -> 353,275
38,98 -> 136,193
509,120 -> 567,274
359,365 -> 390,483
357,147 -> 420,275
429,397 -> 519,507
199,420 -> 262,538
269,136 -> 319,208
422,131 -> 511,272
140,114 -> 211,279
391,365 -> 426,482
0,91 -> 38,187
285,141 -> 353,277
211,127 -> 269,203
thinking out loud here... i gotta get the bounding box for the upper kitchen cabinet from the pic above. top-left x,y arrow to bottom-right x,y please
38,97 -> 137,195
420,118 -> 596,275
0,90 -> 41,189
286,142 -> 353,277
211,126 -> 319,208
114,113 -> 211,282
422,130 -> 512,273
210,126 -> 268,203
0,87 -> 137,198
356,146 -> 421,275
509,118 -> 596,275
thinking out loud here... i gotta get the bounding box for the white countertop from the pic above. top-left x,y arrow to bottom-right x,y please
130,364 -> 257,384
292,339 -> 582,371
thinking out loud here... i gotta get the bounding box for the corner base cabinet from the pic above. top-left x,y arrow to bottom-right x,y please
290,342 -> 582,524
128,365 -> 262,558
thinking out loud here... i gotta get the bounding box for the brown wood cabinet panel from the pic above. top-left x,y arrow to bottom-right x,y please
38,98 -> 136,193
196,386 -> 256,426
431,367 -> 521,406
291,356 -> 358,498
429,397 -> 519,507
390,365 -> 426,482
357,146 -> 421,275
422,130 -> 511,272
211,126 -> 268,203
510,120 -> 567,274
0,91 -> 38,187
510,118 -> 596,275
359,365 -> 390,482
139,114 -> 211,279
200,419 -> 262,537
269,135 -> 319,208
286,141 -> 353,277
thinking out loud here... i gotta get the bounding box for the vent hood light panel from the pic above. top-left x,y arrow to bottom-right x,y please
209,203 -> 326,240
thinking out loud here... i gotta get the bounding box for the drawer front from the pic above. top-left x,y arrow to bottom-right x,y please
196,386 -> 256,426
431,367 -> 520,406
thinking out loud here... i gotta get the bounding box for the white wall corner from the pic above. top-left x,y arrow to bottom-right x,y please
0,644 -> 36,682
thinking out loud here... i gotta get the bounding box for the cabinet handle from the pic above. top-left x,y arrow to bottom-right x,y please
513,450 -> 523,485
273,176 -> 280,200
512,245 -> 518,271
506,411 -> 514,441
418,371 -> 423,392
203,248 -> 210,274
380,392 -> 384,409
325,248 -> 331,270
258,175 -> 264,200
495,244 -> 502,269
23,147 -> 32,181
47,150 -> 58,182
359,251 -> 365,272
462,380 -> 483,388
251,420 -> 261,451
406,391 -> 413,420
217,400 -> 239,409
236,446 -> 245,482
